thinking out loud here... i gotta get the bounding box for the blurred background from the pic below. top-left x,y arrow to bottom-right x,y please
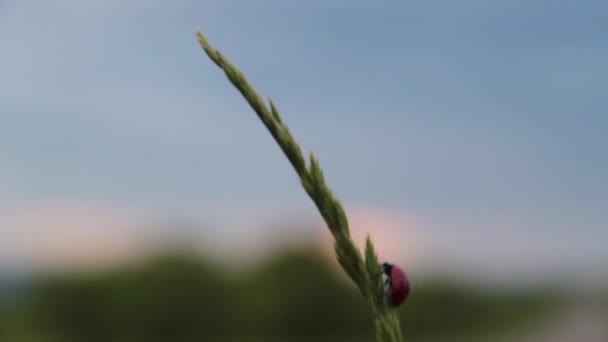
1,1 -> 607,341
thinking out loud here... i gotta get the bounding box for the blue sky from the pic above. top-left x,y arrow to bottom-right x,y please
1,1 -> 607,283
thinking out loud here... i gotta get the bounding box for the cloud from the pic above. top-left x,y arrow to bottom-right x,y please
0,200 -> 151,272
315,206 -> 428,272
315,205 -> 608,287
0,198 -> 606,289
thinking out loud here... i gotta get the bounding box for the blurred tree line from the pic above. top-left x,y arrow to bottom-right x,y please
0,247 -> 555,341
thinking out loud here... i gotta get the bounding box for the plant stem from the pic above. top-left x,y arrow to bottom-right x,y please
195,29 -> 403,342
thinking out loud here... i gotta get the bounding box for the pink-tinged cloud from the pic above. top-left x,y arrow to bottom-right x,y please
0,201 -> 151,272
316,206 -> 428,271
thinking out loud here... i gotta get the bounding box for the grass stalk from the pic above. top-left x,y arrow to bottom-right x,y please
195,30 -> 403,342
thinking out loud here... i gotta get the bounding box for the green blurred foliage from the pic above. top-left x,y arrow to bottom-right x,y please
0,248 -> 555,341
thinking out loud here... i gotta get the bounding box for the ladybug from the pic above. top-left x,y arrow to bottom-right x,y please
382,262 -> 410,307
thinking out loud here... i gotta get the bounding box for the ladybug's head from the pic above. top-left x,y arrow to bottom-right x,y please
381,262 -> 393,276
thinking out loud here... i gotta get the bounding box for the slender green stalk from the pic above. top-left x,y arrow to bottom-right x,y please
195,29 -> 403,342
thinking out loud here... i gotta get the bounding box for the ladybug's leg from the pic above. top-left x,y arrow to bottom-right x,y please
384,278 -> 391,294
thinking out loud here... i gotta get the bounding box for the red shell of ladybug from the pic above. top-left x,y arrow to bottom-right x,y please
383,262 -> 410,307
